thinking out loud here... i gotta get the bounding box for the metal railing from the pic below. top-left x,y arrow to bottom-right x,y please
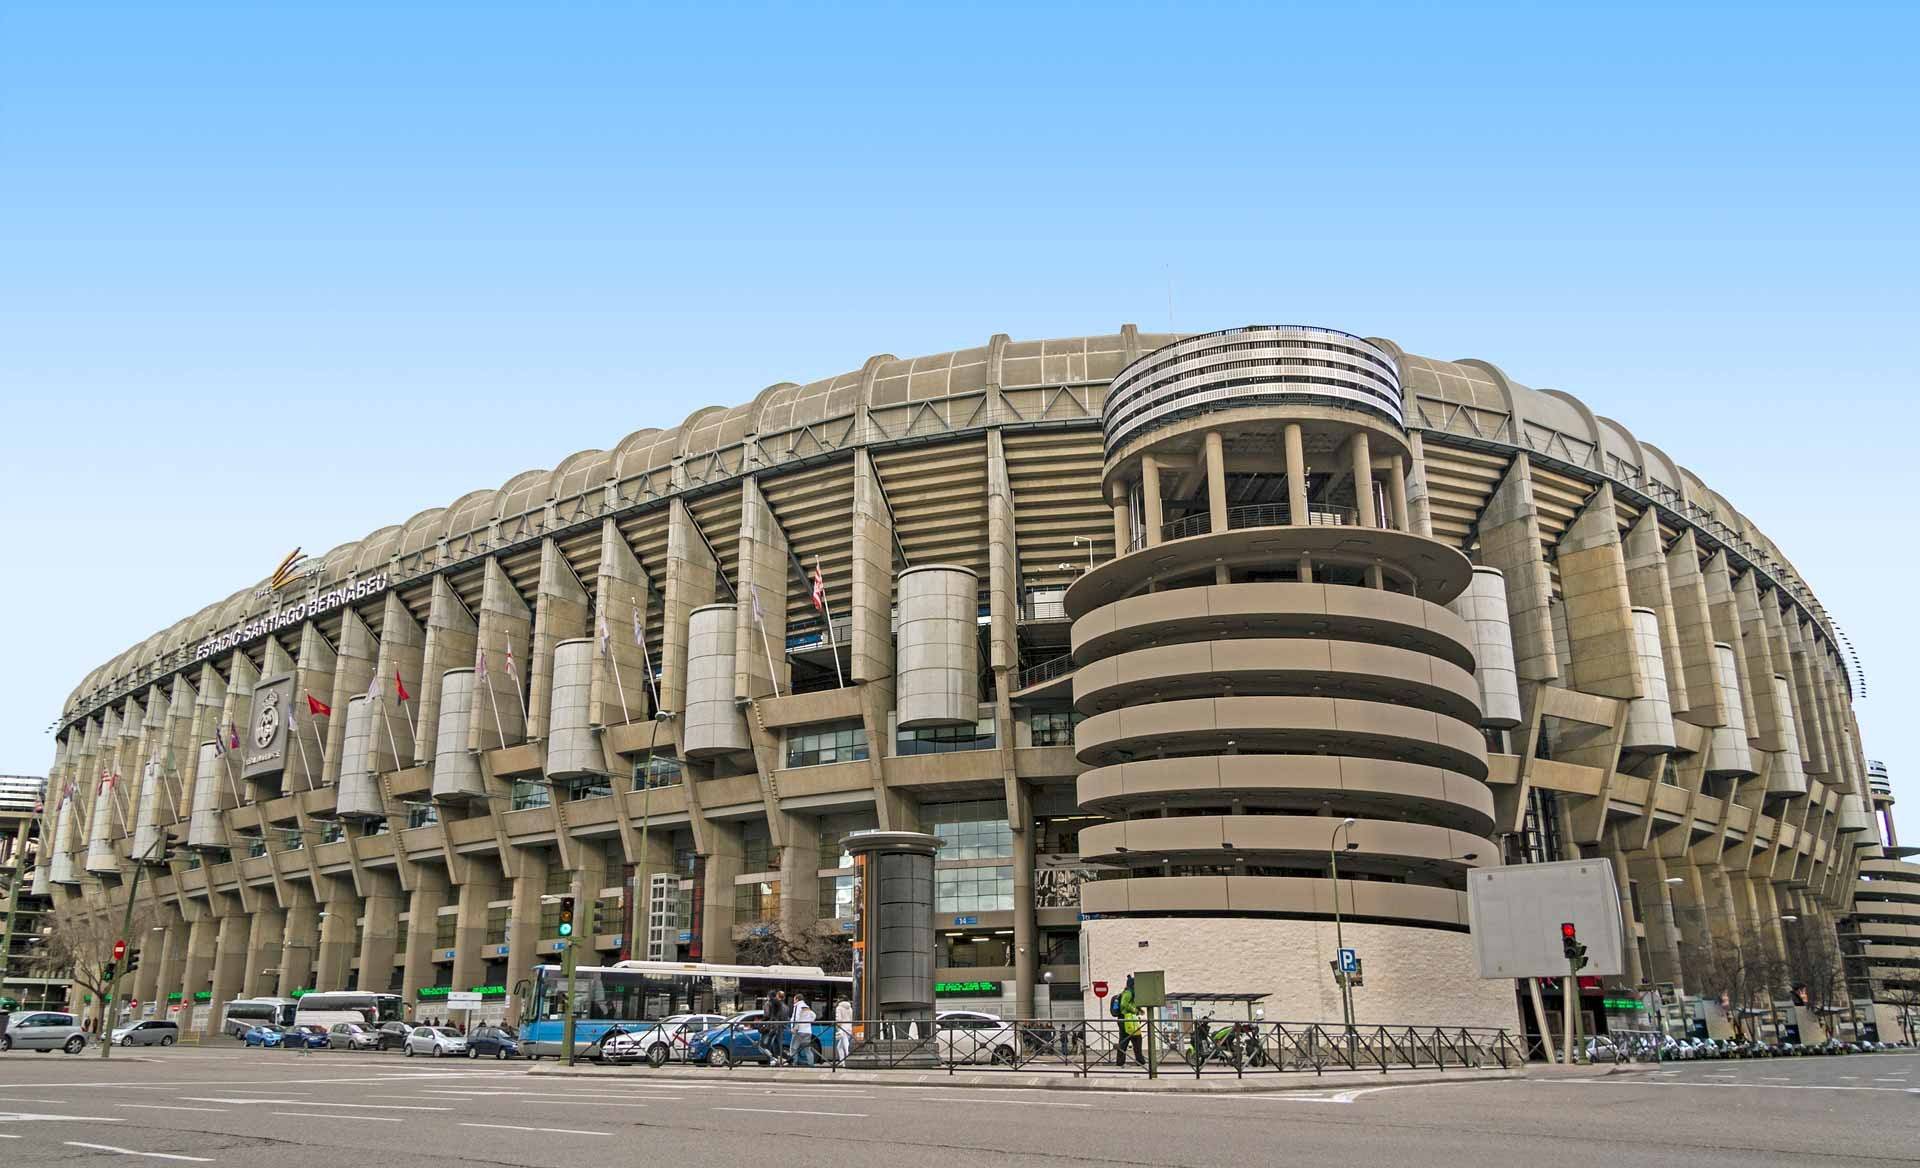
1160,502 -> 1367,543
583,1016 -> 1525,1078
1015,654 -> 1073,690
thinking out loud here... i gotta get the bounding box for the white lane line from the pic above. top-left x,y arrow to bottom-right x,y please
178,1098 -> 448,1111
64,1142 -> 212,1162
712,1107 -> 868,1118
1551,1078 -> 1914,1093
912,1097 -> 1089,1108
0,1133 -> 19,1138
119,1106 -> 230,1114
0,1111 -> 126,1123
416,1091 -> 675,1100
269,1112 -> 400,1123
459,1123 -> 609,1137
0,1098 -> 85,1104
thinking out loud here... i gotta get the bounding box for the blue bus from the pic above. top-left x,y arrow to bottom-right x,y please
523,959 -> 851,1059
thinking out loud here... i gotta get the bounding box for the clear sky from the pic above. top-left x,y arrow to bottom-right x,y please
1,2 -> 1913,843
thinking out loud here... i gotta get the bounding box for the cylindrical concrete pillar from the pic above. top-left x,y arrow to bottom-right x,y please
1350,431 -> 1376,528
1707,643 -> 1755,776
1836,793 -> 1872,834
336,696 -> 385,819
1447,566 -> 1521,729
545,638 -> 606,778
1765,674 -> 1808,797
1141,457 -> 1164,547
1284,422 -> 1308,523
683,604 -> 751,758
187,742 -> 225,849
894,565 -> 979,729
1624,607 -> 1678,752
1204,430 -> 1228,533
431,668 -> 485,799
50,794 -> 81,884
131,759 -> 164,861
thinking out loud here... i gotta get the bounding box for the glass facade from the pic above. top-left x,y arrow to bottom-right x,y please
926,799 -> 1012,859
511,779 -> 550,810
634,754 -> 682,791
896,717 -> 996,756
935,865 -> 1014,913
734,879 -> 779,923
1028,710 -> 1079,747
786,721 -> 868,768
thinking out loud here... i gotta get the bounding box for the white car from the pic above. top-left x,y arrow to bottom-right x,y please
936,1010 -> 1019,1066
602,1014 -> 727,1067
404,1025 -> 468,1057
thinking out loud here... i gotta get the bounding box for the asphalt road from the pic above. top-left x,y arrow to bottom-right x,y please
0,1044 -> 1915,1167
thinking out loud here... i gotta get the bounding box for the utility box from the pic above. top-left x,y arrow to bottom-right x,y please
1466,859 -> 1626,978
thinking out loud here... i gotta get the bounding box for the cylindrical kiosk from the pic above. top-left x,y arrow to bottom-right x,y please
431,668 -> 486,800
842,829 -> 943,1067
545,638 -> 607,778
683,603 -> 751,757
895,565 -> 979,729
1446,565 -> 1521,729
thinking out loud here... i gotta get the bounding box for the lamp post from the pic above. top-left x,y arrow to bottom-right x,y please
1329,818 -> 1359,1038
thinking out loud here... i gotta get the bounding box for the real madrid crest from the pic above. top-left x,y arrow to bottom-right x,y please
254,687 -> 282,749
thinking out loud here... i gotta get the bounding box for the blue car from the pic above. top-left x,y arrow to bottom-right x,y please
243,1024 -> 286,1047
249,1023 -> 328,1049
687,1011 -> 835,1067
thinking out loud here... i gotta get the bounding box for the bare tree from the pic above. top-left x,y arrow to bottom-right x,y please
1783,918 -> 1844,1016
1678,932 -> 1787,1041
1881,985 -> 1920,1045
31,906 -> 151,1022
733,922 -> 852,973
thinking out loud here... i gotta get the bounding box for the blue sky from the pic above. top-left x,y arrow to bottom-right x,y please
1,2 -> 1914,842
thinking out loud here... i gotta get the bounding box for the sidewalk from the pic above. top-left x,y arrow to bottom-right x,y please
526,1060 -> 1529,1093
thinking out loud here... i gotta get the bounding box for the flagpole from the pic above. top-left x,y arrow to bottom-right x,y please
397,677 -> 418,740
480,649 -> 509,749
751,586 -> 782,698
506,653 -> 528,723
601,621 -> 631,726
311,714 -> 329,772
378,701 -> 404,774
291,711 -> 319,784
218,725 -> 246,810
634,595 -> 662,715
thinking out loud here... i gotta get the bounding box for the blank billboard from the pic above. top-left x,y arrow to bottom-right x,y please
1466,859 -> 1625,979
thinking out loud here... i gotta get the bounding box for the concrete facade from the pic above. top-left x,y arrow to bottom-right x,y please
39,322 -> 1887,1037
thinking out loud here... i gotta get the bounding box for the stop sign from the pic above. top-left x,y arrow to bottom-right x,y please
112,938 -> 127,961
1093,980 -> 1109,999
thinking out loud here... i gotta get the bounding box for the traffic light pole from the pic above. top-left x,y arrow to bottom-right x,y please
100,835 -> 169,1059
560,937 -> 577,1067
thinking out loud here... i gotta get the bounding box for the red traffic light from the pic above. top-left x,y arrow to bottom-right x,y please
112,938 -> 127,960
1560,922 -> 1577,941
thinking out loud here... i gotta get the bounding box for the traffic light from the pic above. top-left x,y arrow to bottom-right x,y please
1560,922 -> 1589,971
557,895 -> 575,938
125,948 -> 141,975
102,961 -> 117,981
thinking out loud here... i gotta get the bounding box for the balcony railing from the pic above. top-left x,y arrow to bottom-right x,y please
1016,654 -> 1074,690
1161,502 -> 1365,543
786,617 -> 852,653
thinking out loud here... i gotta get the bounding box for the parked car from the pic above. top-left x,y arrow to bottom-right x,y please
0,1012 -> 89,1054
465,1025 -> 521,1060
688,1011 -> 775,1067
243,1024 -> 287,1047
405,1025 -> 469,1057
110,1020 -> 180,1048
603,1014 -> 726,1067
281,1025 -> 332,1050
936,1010 -> 1019,1066
375,1021 -> 413,1050
327,1022 -> 382,1051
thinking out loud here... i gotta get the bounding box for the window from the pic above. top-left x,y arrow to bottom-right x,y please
562,776 -> 612,802
897,717 -> 996,756
935,866 -> 1013,913
1029,710 -> 1080,747
940,932 -> 1012,967
817,812 -> 878,870
925,800 -> 1012,859
787,721 -> 869,768
319,822 -> 346,844
741,822 -> 773,873
407,803 -> 438,828
511,779 -> 550,810
818,874 -> 855,920
433,914 -> 457,950
635,754 -> 682,791
485,906 -> 509,946
734,880 -> 780,924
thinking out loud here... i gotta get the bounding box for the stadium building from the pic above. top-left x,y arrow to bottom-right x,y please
36,324 -> 1900,1040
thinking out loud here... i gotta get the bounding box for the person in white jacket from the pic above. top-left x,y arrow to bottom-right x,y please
790,995 -> 818,1066
833,997 -> 853,1065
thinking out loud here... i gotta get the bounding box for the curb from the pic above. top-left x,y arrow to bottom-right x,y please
524,1063 -> 1529,1094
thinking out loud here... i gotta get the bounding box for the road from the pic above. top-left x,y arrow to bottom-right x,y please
0,1044 -> 1915,1167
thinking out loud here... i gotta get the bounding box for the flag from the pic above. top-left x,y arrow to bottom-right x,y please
477,648 -> 487,675
598,616 -> 610,651
751,585 -> 765,629
810,560 -> 826,612
99,771 -> 116,793
394,669 -> 411,703
632,599 -> 644,645
367,672 -> 381,701
227,723 -> 240,750
307,693 -> 331,718
504,644 -> 516,678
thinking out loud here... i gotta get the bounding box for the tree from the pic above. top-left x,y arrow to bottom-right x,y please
1677,932 -> 1786,1040
31,905 -> 151,1023
1881,985 -> 1920,1045
1783,918 -> 1845,1017
734,921 -> 852,973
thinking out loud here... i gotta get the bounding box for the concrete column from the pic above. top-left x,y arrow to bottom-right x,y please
850,449 -> 897,686
207,912 -> 249,1035
592,520 -> 654,725
505,849 -> 548,1024
149,909 -> 188,1016
316,884 -> 359,991
776,810 -> 821,937
243,905 -> 287,999
1349,431 -> 1376,527
528,539 -> 589,740
177,910 -> 217,1034
1140,456 -> 1163,547
1631,857 -> 1684,989
735,476 -> 791,701
453,861 -> 504,992
1009,779 -> 1037,1019
471,559 -> 532,751
287,622 -> 338,794
1110,495 -> 1130,556
400,866 -> 450,1007
131,910 -> 174,1010
700,818 -> 743,963
323,610 -> 379,787
355,872 -> 402,993
416,576 -> 478,766
1477,457 -> 1560,704
1608,843 -> 1645,989
1204,430 -> 1228,532
1387,456 -> 1410,531
1283,423 -> 1308,523
277,892 -> 319,996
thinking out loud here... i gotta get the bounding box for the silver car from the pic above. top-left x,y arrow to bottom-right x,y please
404,1025 -> 468,1057
1,1012 -> 90,1054
110,1020 -> 180,1048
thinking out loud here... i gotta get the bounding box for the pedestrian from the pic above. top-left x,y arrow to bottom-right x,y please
1114,975 -> 1144,1067
768,990 -> 790,1064
791,994 -> 817,1066
834,996 -> 852,1065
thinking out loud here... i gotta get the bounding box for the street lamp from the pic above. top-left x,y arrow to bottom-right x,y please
1042,970 -> 1053,1023
1329,817 -> 1359,1036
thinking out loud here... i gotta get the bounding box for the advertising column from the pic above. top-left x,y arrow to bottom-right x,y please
842,829 -> 941,1067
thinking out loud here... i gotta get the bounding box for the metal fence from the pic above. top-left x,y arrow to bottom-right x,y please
593,1016 -> 1525,1078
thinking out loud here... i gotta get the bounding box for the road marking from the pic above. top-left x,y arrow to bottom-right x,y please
178,1098 -> 448,1110
460,1123 -> 609,1136
119,1106 -> 230,1114
0,1112 -> 126,1123
0,1097 -> 86,1104
712,1106 -> 868,1118
269,1112 -> 401,1123
64,1142 -> 212,1162
913,1097 -> 1089,1107
416,1090 -> 674,1100
0,1133 -> 19,1139
1551,1078 -> 1915,1093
